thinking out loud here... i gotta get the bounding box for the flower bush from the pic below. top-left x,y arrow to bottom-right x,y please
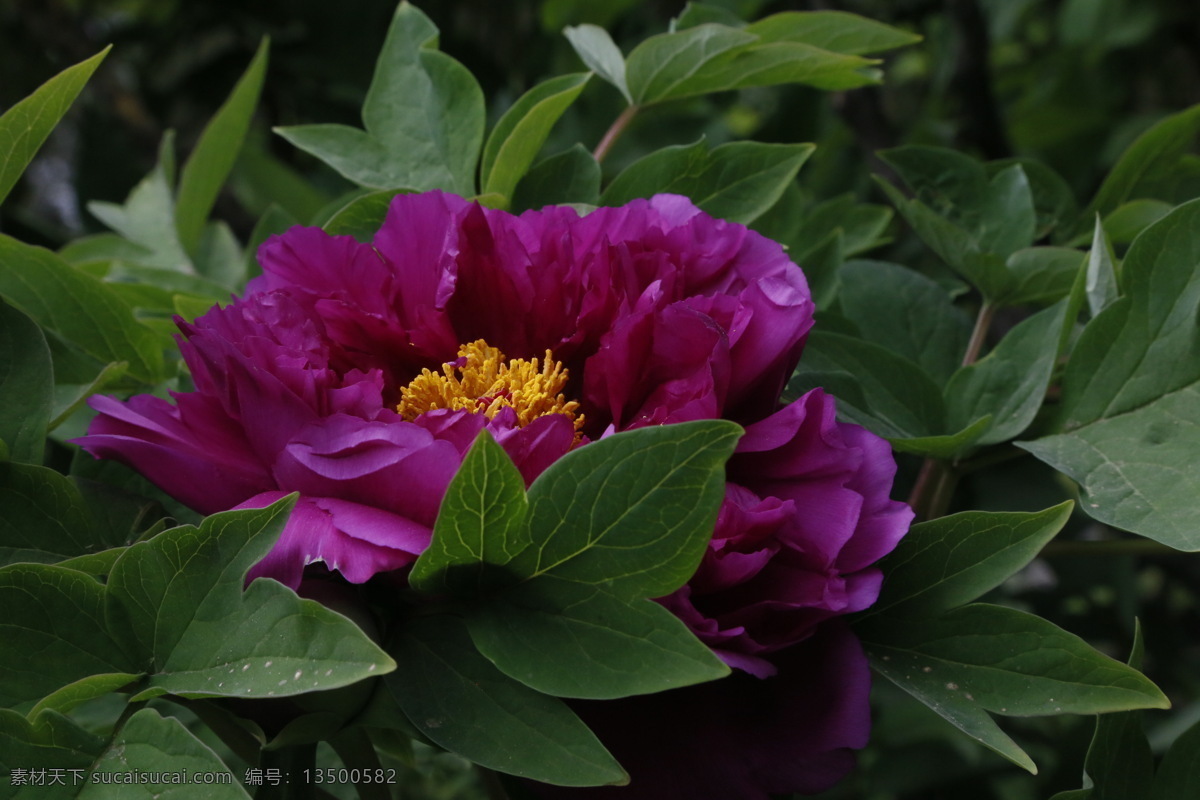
79,189 -> 911,794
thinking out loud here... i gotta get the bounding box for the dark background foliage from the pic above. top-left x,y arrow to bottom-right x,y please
3,1 -> 1199,798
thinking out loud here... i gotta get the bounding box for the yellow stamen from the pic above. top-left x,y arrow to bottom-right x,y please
397,340 -> 584,435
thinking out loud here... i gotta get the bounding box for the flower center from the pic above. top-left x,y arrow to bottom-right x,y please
396,340 -> 584,434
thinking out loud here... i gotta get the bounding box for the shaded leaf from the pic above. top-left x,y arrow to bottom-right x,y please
0,237 -> 165,383
0,302 -> 53,464
1020,199 -> 1200,548
388,615 -> 627,786
511,145 -> 601,211
466,577 -> 728,699
81,708 -> 248,799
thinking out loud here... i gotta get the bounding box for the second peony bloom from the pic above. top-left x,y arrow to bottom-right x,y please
77,190 -> 912,796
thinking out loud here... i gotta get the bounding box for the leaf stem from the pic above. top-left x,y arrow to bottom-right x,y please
963,300 -> 997,366
593,105 -> 639,164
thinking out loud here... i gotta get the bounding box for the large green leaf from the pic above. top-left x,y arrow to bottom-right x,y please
81,709 -> 249,799
0,563 -> 134,709
0,47 -> 109,207
868,650 -> 1036,774
0,709 -> 103,798
0,236 -> 166,383
0,302 -> 53,464
625,16 -> 893,105
275,2 -> 483,194
409,430 -> 528,595
510,420 -> 741,598
747,11 -> 922,56
1085,103 -> 1200,222
0,462 -> 134,568
863,503 -> 1073,619
388,616 -> 627,787
322,190 -> 408,242
102,497 -> 394,700
481,73 -> 590,204
787,330 -> 946,440
466,578 -> 728,699
836,260 -> 971,386
601,139 -> 813,225
861,604 -> 1169,716
175,39 -> 269,256
1020,199 -> 1200,548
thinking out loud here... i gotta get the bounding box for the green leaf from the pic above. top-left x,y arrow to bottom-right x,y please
0,462 -> 133,568
511,144 -> 601,211
0,709 -> 103,791
600,139 -> 814,225
388,616 -> 627,786
1000,247 -> 1085,307
0,47 -> 109,207
836,260 -> 971,386
482,74 -> 591,205
945,299 -> 1069,447
868,649 -> 1037,774
175,39 -> 269,257
0,563 -> 135,708
1150,718 -> 1200,800
27,673 -> 138,720
1086,103 -> 1200,221
509,420 -> 741,599
466,577 -> 728,699
1076,621 -> 1153,800
410,431 -> 528,595
102,497 -> 395,700
275,3 -> 484,194
746,11 -> 922,56
0,236 -> 165,383
1020,199 -> 1200,548
1086,214 -> 1119,317
563,24 -> 631,104
321,190 -> 408,242
787,330 -> 945,440
1102,198 -> 1173,245
0,302 -> 53,464
82,708 -> 248,799
50,362 -> 129,432
887,416 -> 992,460
88,133 -> 192,273
860,604 -> 1170,717
864,503 -> 1073,618
626,22 -> 877,104
978,164 -> 1036,259
988,157 -> 1078,241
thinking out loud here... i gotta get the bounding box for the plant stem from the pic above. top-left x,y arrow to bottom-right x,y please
328,729 -> 390,800
963,300 -> 997,366
593,105 -> 639,164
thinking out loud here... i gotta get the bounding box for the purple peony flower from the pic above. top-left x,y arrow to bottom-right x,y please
76,190 -> 912,796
